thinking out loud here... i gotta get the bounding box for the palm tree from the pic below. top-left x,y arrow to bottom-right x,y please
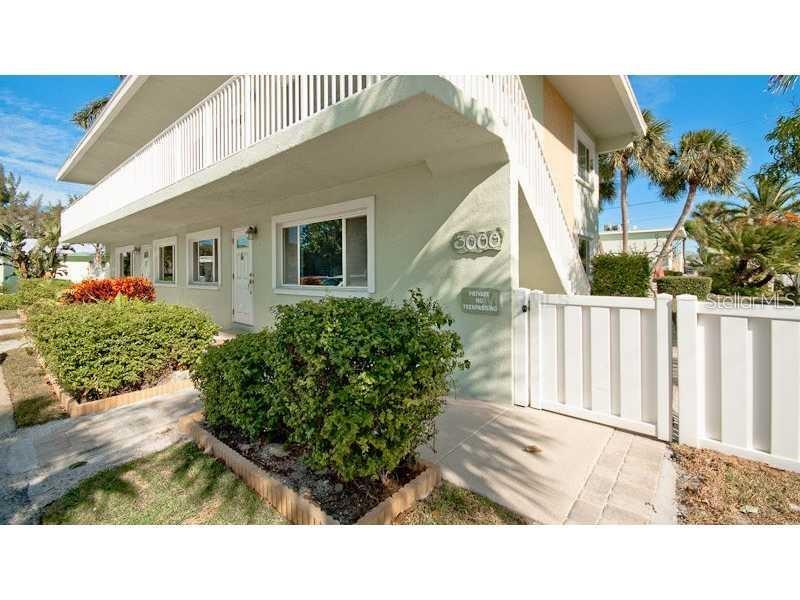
0,222 -> 31,279
768,75 -> 798,94
600,109 -> 672,252
30,217 -> 70,279
71,96 -> 110,130
727,174 -> 800,223
653,129 -> 747,272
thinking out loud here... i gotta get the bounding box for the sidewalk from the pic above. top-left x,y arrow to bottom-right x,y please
0,389 -> 200,524
419,398 -> 676,524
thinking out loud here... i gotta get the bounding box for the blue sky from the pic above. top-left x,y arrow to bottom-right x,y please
0,75 -> 798,226
0,75 -> 120,204
612,75 -> 800,230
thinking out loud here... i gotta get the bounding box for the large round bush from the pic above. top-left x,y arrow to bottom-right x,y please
275,290 -> 469,481
192,330 -> 290,441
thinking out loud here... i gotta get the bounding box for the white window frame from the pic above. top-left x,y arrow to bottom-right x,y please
574,122 -> 596,191
272,196 -> 375,297
153,236 -> 178,287
115,245 -> 135,278
186,227 -> 221,289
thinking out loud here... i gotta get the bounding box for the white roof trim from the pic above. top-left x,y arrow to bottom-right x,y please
611,75 -> 647,138
56,76 -> 149,182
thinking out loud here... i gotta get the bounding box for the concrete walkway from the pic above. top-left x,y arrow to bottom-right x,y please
0,389 -> 200,524
419,398 -> 676,524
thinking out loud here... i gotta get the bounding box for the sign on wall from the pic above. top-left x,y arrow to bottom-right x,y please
451,228 -> 503,255
461,287 -> 500,315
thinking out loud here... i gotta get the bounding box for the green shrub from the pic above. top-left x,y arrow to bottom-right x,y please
0,294 -> 19,310
663,269 -> 684,277
591,253 -> 652,297
655,276 -> 712,300
26,298 -> 218,400
192,330 -> 290,441
17,278 -> 71,306
274,290 -> 469,481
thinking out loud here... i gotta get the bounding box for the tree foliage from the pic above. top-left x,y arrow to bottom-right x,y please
71,96 -> 110,130
599,109 -> 672,252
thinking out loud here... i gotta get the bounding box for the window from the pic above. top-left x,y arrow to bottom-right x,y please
575,123 -> 596,188
186,228 -> 221,287
116,246 -> 134,277
153,237 -> 177,285
273,197 -> 374,295
578,235 -> 592,275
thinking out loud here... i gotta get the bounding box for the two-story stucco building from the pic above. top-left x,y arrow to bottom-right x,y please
58,75 -> 645,405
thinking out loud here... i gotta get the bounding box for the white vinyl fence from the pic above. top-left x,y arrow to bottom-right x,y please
514,288 -> 800,473
513,289 -> 673,441
677,294 -> 800,473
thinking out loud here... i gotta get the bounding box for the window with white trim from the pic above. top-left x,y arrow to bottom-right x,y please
153,237 -> 177,285
273,197 -> 374,295
186,228 -> 220,287
116,246 -> 134,277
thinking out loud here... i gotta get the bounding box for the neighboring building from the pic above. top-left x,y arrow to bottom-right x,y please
61,243 -> 109,282
1,240 -> 107,290
599,225 -> 686,272
58,75 -> 645,404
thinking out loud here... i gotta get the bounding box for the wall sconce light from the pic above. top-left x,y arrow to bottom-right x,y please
246,226 -> 258,239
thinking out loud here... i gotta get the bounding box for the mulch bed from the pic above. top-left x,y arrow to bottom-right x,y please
673,444 -> 800,524
209,423 -> 423,524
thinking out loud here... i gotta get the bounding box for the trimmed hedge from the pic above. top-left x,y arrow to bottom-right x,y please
591,253 -> 651,297
192,330 -> 290,441
0,294 -> 19,310
60,277 -> 155,304
192,290 -> 469,481
655,276 -> 712,300
26,299 -> 218,400
17,278 -> 71,306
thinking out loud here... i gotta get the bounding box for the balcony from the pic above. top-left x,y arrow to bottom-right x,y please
60,74 -> 597,293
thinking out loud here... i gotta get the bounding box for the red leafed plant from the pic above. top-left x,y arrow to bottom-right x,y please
60,277 -> 156,304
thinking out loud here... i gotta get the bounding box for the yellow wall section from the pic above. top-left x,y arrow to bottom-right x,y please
541,78 -> 575,229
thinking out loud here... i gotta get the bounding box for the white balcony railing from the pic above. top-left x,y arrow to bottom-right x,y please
63,74 -> 588,292
62,75 -> 389,237
442,76 -> 589,293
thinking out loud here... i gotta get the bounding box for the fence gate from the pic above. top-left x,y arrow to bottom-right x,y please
513,289 -> 673,441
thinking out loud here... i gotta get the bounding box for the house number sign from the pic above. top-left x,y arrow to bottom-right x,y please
451,228 -> 503,255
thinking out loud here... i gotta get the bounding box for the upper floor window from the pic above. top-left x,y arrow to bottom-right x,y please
187,228 -> 220,287
576,139 -> 594,186
273,197 -> 375,296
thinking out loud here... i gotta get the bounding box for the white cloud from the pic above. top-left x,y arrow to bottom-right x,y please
0,89 -> 83,206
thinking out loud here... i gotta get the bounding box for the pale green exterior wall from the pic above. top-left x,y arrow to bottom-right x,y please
101,161 -> 516,403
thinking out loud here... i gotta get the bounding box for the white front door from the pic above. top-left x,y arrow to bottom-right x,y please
232,228 -> 254,325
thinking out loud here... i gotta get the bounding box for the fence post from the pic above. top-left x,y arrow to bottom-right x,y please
655,293 -> 673,441
677,294 -> 700,446
529,290 -> 544,409
512,288 -> 530,407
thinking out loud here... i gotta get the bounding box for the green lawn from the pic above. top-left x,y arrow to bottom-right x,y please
42,443 -> 287,524
396,481 -> 528,525
1,346 -> 67,427
41,441 -> 528,525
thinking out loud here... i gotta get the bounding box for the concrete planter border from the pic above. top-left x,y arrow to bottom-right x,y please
178,411 -> 442,525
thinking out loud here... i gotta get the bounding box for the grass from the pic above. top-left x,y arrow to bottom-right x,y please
42,443 -> 287,524
395,481 -> 528,525
673,444 -> 800,524
1,346 -> 67,427
41,441 -> 526,525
